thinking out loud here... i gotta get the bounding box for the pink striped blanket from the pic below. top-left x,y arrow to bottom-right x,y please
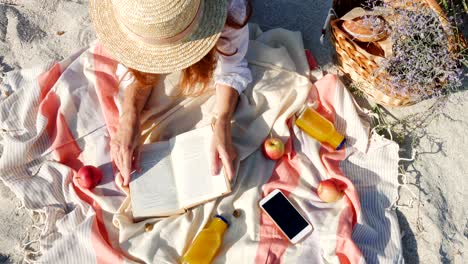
0,27 -> 403,263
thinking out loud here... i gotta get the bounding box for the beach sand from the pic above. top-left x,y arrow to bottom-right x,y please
1,0 -> 467,263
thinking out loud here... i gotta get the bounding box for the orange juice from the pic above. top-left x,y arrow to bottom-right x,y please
295,105 -> 346,150
181,215 -> 229,264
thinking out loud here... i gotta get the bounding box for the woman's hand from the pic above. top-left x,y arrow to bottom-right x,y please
113,75 -> 155,186
210,84 -> 239,181
111,110 -> 141,186
210,118 -> 237,181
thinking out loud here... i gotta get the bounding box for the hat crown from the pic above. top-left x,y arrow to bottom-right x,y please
111,0 -> 201,40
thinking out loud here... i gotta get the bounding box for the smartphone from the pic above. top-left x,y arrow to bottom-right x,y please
259,189 -> 313,244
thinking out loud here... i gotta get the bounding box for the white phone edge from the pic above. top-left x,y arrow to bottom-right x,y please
258,189 -> 313,244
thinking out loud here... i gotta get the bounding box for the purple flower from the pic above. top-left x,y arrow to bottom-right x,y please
362,0 -> 464,100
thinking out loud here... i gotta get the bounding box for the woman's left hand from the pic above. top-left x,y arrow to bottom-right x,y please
210,118 -> 237,181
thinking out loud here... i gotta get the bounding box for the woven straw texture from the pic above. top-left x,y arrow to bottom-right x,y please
331,0 -> 462,106
89,0 -> 228,74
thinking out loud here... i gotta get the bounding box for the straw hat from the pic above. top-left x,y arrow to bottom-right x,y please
89,0 -> 229,74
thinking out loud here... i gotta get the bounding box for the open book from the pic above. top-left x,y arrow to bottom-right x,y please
129,125 -> 233,219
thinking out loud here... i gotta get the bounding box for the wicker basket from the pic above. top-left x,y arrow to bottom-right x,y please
330,0 -> 465,107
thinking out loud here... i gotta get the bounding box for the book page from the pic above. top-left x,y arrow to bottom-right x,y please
130,141 -> 180,218
171,126 -> 230,208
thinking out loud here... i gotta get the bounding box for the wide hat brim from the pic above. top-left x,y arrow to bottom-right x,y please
89,0 -> 229,74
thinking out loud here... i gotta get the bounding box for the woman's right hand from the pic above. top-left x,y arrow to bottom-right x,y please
110,110 -> 141,186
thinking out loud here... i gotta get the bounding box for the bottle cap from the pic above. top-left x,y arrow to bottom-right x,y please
215,215 -> 229,226
210,215 -> 229,233
329,131 -> 346,150
336,137 -> 346,150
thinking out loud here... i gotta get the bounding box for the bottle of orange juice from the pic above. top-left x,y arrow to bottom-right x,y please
295,105 -> 346,150
181,215 -> 229,264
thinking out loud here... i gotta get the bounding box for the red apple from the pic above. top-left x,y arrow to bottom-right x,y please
75,165 -> 103,189
317,179 -> 344,203
263,137 -> 285,160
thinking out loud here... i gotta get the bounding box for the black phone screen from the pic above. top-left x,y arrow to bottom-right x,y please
262,192 -> 309,239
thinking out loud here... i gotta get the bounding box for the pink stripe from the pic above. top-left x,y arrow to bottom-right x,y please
89,43 -> 126,263
73,178 -> 124,264
38,65 -> 83,166
255,120 -> 302,263
90,217 -> 123,264
38,60 -> 123,263
315,74 -> 362,264
38,63 -> 61,100
92,44 -> 120,137
336,198 -> 361,264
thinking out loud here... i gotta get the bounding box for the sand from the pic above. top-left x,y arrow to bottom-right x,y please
384,93 -> 468,264
0,0 -> 466,263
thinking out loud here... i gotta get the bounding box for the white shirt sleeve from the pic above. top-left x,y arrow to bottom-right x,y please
213,23 -> 252,94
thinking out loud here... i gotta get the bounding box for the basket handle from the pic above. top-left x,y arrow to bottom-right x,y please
423,0 -> 460,52
320,8 -> 338,45
385,0 -> 464,52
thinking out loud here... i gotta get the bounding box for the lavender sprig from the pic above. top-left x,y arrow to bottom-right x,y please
364,0 -> 464,100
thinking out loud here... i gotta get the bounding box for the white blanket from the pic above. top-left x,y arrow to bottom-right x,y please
0,25 -> 403,263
